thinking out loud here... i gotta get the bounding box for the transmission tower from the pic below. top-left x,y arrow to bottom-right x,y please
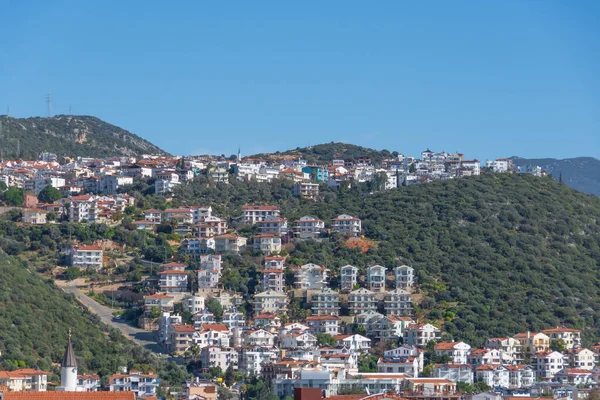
46,92 -> 53,117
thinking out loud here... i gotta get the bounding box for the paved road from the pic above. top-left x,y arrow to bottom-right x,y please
62,286 -> 165,354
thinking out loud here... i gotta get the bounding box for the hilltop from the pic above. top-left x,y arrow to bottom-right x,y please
512,156 -> 600,196
175,173 -> 600,346
251,142 -> 395,165
0,115 -> 167,159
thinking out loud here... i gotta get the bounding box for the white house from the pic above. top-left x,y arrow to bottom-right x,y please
252,234 -> 282,254
395,265 -> 414,290
434,342 -> 471,364
242,205 -> 280,224
293,215 -> 325,239
253,290 -> 288,316
311,287 -> 340,316
71,245 -> 103,270
334,334 -> 371,352
367,265 -> 386,292
306,315 -> 341,335
384,288 -> 413,316
554,368 -> 594,386
331,214 -> 362,236
531,351 -> 566,379
404,323 -> 441,347
340,265 -> 358,291
294,263 -> 329,290
214,234 -> 247,253
475,364 -> 510,389
348,288 -> 377,315
159,269 -> 188,293
433,363 -> 473,384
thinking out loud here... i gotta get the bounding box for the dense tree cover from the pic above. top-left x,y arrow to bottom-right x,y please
0,250 -> 188,385
37,185 -> 62,203
1,186 -> 24,206
175,173 -> 600,347
0,115 -> 166,159
251,142 -> 395,166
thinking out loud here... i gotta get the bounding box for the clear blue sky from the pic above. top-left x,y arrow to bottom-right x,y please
1,1 -> 599,159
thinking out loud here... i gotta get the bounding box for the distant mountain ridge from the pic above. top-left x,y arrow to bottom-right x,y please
511,157 -> 600,196
0,115 -> 167,159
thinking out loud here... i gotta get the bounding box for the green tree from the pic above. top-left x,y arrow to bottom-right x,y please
2,187 -> 24,206
63,267 -> 81,281
224,363 -> 234,387
205,298 -> 224,322
316,333 -> 336,347
37,185 -> 61,203
550,338 -> 567,352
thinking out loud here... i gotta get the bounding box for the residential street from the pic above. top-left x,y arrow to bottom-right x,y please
62,286 -> 165,355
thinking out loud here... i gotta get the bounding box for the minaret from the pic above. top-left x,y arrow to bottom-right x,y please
237,147 -> 241,162
57,329 -> 78,391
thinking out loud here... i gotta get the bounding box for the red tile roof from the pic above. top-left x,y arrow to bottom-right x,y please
202,324 -> 229,332
3,393 -> 135,400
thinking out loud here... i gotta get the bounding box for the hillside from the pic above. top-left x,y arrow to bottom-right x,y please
0,249 -> 187,384
251,142 -> 395,165
512,157 -> 600,196
0,115 -> 167,159
174,173 -> 600,347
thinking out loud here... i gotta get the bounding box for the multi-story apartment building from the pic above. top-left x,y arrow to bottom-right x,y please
293,215 -> 325,239
180,237 -> 215,255
263,268 -> 285,293
159,269 -> 188,293
294,263 -> 329,290
196,216 -> 228,237
475,365 -> 509,388
214,234 -> 247,253
434,342 -> 471,364
200,346 -> 239,371
71,245 -> 103,270
348,288 -> 377,315
22,208 -> 48,224
222,311 -> 246,329
340,265 -> 358,291
395,265 -> 414,290
143,208 -> 162,223
311,287 -> 340,316
252,234 -> 282,254
197,254 -> 222,289
331,214 -> 362,236
531,351 -> 565,379
367,265 -> 386,292
108,371 -> 159,397
306,315 -> 341,335
292,182 -> 319,200
163,208 -> 193,224
253,290 -> 288,316
506,365 -> 535,388
242,205 -> 280,224
404,323 -> 441,347
69,195 -> 98,223
433,363 -> 474,384
257,216 -> 288,235
541,327 -> 582,350
384,288 -> 413,316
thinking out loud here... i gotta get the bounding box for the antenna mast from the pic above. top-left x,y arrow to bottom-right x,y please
46,92 -> 53,117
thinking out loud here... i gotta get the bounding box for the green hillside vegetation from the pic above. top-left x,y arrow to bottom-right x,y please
512,156 -> 600,196
174,173 -> 600,347
0,115 -> 167,159
252,142 -> 396,165
0,250 -> 187,387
